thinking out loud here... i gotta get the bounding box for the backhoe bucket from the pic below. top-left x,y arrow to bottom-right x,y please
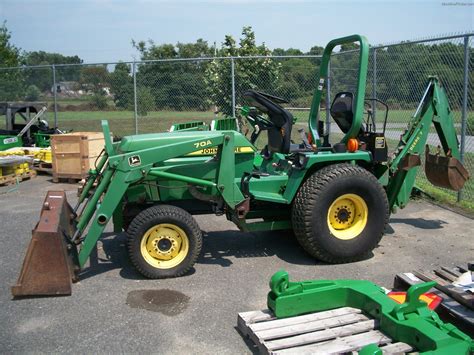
12,191 -> 78,297
425,148 -> 469,191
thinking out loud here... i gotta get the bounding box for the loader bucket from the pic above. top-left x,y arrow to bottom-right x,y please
11,191 -> 78,297
425,147 -> 470,191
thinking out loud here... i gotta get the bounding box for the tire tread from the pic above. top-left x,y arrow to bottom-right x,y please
292,163 -> 389,263
126,205 -> 202,279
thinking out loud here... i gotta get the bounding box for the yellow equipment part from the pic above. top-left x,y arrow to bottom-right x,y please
140,223 -> 190,269
0,149 -> 24,156
36,148 -> 52,163
327,193 -> 368,240
15,164 -> 24,175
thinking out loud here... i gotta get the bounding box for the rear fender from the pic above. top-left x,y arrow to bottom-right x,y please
283,152 -> 372,203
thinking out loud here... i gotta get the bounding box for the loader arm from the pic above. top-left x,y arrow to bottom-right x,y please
12,122 -> 246,296
386,77 -> 469,210
76,124 -> 246,267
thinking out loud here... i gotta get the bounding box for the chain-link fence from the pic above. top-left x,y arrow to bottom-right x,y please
0,33 -> 472,206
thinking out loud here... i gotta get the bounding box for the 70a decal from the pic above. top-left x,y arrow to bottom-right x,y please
193,140 -> 212,149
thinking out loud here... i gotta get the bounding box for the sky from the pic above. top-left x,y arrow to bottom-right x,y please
0,0 -> 473,64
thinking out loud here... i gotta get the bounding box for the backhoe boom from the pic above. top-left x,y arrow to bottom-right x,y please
386,77 -> 468,209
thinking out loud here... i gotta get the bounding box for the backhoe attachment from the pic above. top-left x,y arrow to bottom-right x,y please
387,77 -> 470,209
425,146 -> 469,191
12,191 -> 78,297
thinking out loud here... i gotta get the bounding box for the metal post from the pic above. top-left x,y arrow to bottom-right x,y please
457,35 -> 470,202
372,49 -> 377,120
231,58 -> 236,118
133,62 -> 138,134
52,65 -> 58,129
325,61 -> 331,136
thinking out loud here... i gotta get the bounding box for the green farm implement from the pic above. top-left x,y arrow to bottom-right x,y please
12,34 -> 469,297
265,270 -> 473,353
0,103 -> 58,150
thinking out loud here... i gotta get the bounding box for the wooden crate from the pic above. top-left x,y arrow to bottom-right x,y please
237,307 -> 414,354
51,132 -> 105,182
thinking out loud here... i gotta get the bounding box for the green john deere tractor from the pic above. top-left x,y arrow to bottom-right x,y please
12,34 -> 469,296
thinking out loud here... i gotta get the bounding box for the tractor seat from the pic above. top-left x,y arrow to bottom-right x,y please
243,90 -> 293,155
330,91 -> 364,136
330,92 -> 354,134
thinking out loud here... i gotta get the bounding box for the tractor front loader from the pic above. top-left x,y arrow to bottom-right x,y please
12,35 -> 469,297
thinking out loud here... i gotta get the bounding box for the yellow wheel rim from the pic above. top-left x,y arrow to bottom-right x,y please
327,193 -> 368,240
140,223 -> 189,269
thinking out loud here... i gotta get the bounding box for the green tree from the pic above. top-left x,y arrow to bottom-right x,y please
0,22 -> 24,100
340,42 -> 359,52
109,62 -> 134,109
270,48 -> 320,108
133,38 -> 213,111
90,91 -> 108,110
25,84 -> 41,101
137,86 -> 155,115
206,26 -> 281,116
308,45 -> 324,56
276,57 -> 318,107
80,66 -> 109,92
79,66 -> 110,109
22,51 -> 83,92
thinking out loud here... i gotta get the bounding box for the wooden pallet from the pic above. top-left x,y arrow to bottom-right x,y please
0,170 -> 36,186
394,265 -> 474,334
237,307 -> 414,354
52,174 -> 82,184
33,162 -> 53,174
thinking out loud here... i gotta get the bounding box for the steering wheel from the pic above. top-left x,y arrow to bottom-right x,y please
240,106 -> 274,144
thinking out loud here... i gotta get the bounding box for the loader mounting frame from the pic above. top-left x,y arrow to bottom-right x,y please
267,270 -> 473,354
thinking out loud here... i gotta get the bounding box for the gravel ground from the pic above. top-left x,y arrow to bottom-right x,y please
1,174 -> 473,353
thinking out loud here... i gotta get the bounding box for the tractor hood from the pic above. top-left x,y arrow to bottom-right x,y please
118,130 -> 255,153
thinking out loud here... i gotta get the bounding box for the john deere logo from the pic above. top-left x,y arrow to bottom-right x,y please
128,155 -> 141,167
3,137 -> 18,144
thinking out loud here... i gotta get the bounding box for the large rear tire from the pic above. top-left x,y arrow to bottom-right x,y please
127,205 -> 202,278
292,163 -> 389,263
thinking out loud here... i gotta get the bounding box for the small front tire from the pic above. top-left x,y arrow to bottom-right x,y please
127,205 -> 202,278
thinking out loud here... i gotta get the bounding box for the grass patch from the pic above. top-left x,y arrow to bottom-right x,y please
55,111 -> 217,136
415,178 -> 474,213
